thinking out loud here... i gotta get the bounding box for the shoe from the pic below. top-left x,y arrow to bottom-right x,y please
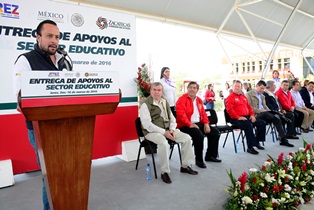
296,131 -> 302,135
280,141 -> 294,147
247,147 -> 259,155
195,161 -> 207,168
256,145 -> 265,150
285,135 -> 299,140
307,128 -> 313,132
301,127 -> 309,133
205,157 -> 222,162
161,173 -> 172,184
180,166 -> 198,175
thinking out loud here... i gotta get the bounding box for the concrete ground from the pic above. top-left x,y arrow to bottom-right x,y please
1,111 -> 314,210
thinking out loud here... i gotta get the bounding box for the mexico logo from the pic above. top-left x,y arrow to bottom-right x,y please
96,16 -> 108,30
71,13 -> 84,27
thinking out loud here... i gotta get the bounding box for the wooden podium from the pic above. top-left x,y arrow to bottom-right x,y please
19,91 -> 121,210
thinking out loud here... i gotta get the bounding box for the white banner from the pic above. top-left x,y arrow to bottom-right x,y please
21,71 -> 119,98
0,0 -> 137,112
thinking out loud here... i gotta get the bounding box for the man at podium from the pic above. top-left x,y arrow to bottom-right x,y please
13,19 -> 72,210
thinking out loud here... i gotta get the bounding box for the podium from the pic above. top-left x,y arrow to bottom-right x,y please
19,75 -> 121,209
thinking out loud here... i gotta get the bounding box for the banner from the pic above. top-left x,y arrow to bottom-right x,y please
0,0 -> 137,113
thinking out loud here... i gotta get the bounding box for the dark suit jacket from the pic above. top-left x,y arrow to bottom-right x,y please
299,86 -> 312,108
263,90 -> 280,112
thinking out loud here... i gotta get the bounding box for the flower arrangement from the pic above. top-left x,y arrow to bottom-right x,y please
224,140 -> 314,210
134,63 -> 151,98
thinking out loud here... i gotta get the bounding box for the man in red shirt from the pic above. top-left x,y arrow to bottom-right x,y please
176,82 -> 221,169
225,80 -> 266,155
276,80 -> 304,134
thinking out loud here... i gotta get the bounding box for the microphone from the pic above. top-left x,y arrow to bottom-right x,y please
57,47 -> 73,71
57,47 -> 68,56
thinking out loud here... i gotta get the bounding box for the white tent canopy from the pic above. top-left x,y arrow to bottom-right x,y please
66,0 -> 314,76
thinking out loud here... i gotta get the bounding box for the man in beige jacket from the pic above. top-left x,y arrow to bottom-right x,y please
246,80 -> 293,147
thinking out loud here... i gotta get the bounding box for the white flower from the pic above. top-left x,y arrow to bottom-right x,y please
300,181 -> 307,186
260,182 -> 265,187
234,191 -> 238,197
265,173 -> 275,183
249,168 -> 258,172
288,162 -> 293,170
284,184 -> 291,192
285,174 -> 293,180
286,155 -> 292,161
299,148 -> 305,152
264,161 -> 271,166
260,192 -> 268,198
265,208 -> 273,210
278,169 -> 285,178
279,197 -> 286,203
284,192 -> 290,199
271,198 -> 279,204
244,183 -> 250,191
307,154 -> 310,160
309,170 -> 314,176
300,197 -> 305,204
242,196 -> 253,204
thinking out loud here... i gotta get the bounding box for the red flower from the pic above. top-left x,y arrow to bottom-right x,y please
293,162 -> 298,167
252,177 -> 257,183
311,162 -> 313,166
279,185 -> 284,191
253,195 -> 258,201
274,173 -> 277,179
264,187 -> 269,192
273,185 -> 279,193
267,159 -> 271,162
296,187 -> 300,191
285,177 -> 289,182
283,166 -> 287,171
289,152 -> 293,156
272,202 -> 277,207
141,63 -> 145,67
302,163 -> 307,172
306,197 -> 311,202
305,144 -> 312,153
262,165 -> 267,171
238,172 -> 247,192
295,202 -> 300,206
278,152 -> 284,165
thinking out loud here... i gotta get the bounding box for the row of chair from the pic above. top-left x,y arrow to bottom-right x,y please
135,109 -> 276,179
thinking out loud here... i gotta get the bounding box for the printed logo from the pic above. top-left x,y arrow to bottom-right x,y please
96,16 -> 108,30
71,13 -> 84,27
0,3 -> 19,19
48,72 -> 60,77
37,11 -> 64,23
96,16 -> 131,30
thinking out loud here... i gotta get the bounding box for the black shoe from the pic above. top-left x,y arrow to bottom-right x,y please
307,128 -> 313,132
195,161 -> 207,168
247,147 -> 259,155
301,127 -> 309,133
205,157 -> 222,162
296,131 -> 301,135
285,135 -> 299,140
180,166 -> 198,175
280,141 -> 294,147
256,145 -> 265,150
161,173 -> 172,184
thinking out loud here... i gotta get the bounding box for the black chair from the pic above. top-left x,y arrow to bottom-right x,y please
205,109 -> 237,153
223,109 -> 246,152
135,117 -> 182,179
266,122 -> 277,143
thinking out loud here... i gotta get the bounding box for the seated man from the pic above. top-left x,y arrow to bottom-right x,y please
300,81 -> 314,110
140,82 -> 198,184
263,80 -> 298,140
176,81 -> 221,169
290,80 -> 314,132
225,80 -> 266,155
246,80 -> 294,147
276,80 -> 304,134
